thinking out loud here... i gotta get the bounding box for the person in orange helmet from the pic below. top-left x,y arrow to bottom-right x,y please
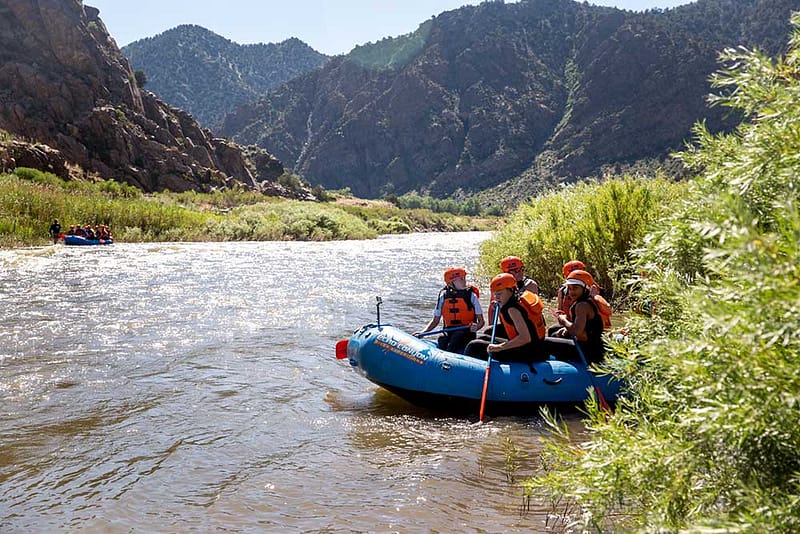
552,269 -> 606,363
499,255 -> 539,294
415,267 -> 485,353
551,260 -> 590,335
486,256 -> 540,338
557,260 -> 587,311
465,273 -> 547,362
550,260 -> 612,335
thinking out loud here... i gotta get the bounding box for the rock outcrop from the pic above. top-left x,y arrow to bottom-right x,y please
0,0 -> 288,194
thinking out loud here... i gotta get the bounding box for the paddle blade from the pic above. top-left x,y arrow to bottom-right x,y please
479,365 -> 491,422
595,386 -> 612,413
335,339 -> 349,359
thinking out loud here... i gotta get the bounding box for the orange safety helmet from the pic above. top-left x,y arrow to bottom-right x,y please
565,269 -> 594,289
562,260 -> 586,278
499,256 -> 524,273
490,273 -> 517,292
443,267 -> 467,284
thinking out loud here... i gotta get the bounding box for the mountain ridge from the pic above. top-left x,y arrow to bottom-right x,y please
217,0 -> 798,200
121,25 -> 329,128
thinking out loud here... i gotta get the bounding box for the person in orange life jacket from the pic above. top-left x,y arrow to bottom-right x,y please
556,260 -> 587,312
551,260 -> 613,334
97,225 -> 112,240
549,260 -> 593,335
465,273 -> 547,362
552,269 -> 606,364
414,267 -> 485,353
486,255 -> 540,339
500,255 -> 539,294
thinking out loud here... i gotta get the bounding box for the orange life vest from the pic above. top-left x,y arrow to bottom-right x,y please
500,291 -> 546,341
559,285 -> 613,330
440,285 -> 479,327
593,294 -> 613,330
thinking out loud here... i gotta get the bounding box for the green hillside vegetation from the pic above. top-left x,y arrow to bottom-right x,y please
0,170 -> 489,247
522,14 -> 800,532
477,175 -> 688,298
348,20 -> 433,70
387,191 -> 497,217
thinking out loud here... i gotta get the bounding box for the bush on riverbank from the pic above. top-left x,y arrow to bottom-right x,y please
526,16 -> 800,532
477,175 -> 687,298
0,170 -> 492,246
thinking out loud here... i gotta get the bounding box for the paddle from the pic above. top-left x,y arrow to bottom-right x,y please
479,303 -> 500,422
572,336 -> 612,413
415,325 -> 470,338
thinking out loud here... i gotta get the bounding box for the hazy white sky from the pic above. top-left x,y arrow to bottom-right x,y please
86,0 -> 693,55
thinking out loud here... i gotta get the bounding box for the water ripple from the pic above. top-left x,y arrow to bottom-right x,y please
0,233 -> 583,531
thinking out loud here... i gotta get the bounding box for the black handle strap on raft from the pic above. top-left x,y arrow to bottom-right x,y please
376,296 -> 383,327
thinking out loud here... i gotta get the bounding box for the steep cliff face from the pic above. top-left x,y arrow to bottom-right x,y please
0,0 -> 285,193
220,0 -> 798,199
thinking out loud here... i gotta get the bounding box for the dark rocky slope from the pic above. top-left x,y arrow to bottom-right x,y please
0,0 -> 290,195
220,0 -> 798,199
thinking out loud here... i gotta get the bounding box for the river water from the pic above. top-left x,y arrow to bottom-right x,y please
0,232 -> 586,532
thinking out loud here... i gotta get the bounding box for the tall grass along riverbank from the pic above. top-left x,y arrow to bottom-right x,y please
0,169 -> 493,247
476,175 -> 688,300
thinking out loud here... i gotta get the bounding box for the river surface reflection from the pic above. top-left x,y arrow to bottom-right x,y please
0,233 -> 587,532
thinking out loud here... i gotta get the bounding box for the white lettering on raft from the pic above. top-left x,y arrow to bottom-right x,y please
375,332 -> 426,365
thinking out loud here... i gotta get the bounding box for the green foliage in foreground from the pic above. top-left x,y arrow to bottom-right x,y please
527,15 -> 800,532
477,176 -> 687,298
0,170 -> 488,247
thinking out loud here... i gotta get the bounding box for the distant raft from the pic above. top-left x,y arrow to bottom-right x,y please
63,235 -> 113,246
338,323 -> 621,414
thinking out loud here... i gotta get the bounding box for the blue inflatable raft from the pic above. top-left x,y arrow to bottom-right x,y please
340,323 -> 621,414
63,235 -> 113,246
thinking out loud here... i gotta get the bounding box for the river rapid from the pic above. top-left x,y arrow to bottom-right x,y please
0,232 -> 586,532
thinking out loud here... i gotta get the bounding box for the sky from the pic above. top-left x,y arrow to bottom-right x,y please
86,0 -> 694,56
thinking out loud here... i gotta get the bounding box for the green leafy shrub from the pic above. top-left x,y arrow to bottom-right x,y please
13,167 -> 63,187
95,178 -> 142,199
478,176 -> 686,298
527,15 -> 800,532
390,192 -> 484,216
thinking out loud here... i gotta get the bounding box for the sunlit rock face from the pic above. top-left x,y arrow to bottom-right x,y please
0,0 -> 286,194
